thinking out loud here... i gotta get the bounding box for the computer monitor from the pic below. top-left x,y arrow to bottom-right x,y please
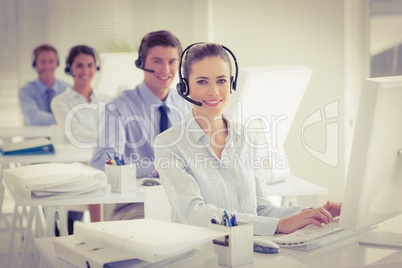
225,65 -> 312,184
92,53 -> 143,98
340,76 -> 402,249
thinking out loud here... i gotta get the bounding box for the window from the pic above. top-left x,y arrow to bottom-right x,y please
0,0 -> 144,127
370,0 -> 402,77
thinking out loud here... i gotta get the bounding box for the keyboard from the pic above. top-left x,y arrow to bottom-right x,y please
273,218 -> 360,251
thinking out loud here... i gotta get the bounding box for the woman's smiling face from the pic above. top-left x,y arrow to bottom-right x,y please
188,56 -> 231,118
70,53 -> 96,87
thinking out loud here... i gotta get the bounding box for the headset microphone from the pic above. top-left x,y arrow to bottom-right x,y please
176,82 -> 202,106
135,33 -> 157,73
142,67 -> 155,73
135,58 -> 155,73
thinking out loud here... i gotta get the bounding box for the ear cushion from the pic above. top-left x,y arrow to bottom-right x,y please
231,76 -> 236,91
64,65 -> 71,75
177,78 -> 189,96
135,58 -> 143,69
182,78 -> 189,96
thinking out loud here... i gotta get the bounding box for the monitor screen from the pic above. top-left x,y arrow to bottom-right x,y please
225,65 -> 312,183
92,53 -> 143,98
340,76 -> 402,247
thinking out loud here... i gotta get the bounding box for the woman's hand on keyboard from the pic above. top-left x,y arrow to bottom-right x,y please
322,200 -> 342,218
276,203 -> 337,234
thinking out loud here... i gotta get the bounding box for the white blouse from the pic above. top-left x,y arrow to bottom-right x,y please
51,87 -> 110,146
154,110 -> 305,236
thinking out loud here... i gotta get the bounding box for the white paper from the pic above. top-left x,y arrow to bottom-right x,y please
3,162 -> 109,200
73,219 -> 229,263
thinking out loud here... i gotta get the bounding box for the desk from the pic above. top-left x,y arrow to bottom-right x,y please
35,215 -> 402,268
0,144 -> 93,227
5,178 -> 145,268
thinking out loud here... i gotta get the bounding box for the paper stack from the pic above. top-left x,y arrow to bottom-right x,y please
3,162 -> 110,200
53,218 -> 229,267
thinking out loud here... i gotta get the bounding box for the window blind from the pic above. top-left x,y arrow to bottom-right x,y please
0,0 -> 148,127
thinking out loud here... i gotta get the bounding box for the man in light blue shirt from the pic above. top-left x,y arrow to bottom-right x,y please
90,31 -> 191,220
19,44 -> 71,125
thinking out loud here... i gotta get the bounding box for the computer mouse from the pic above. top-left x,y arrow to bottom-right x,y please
141,178 -> 161,186
253,238 -> 280,254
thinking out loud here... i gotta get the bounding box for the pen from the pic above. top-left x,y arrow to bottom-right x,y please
106,152 -> 113,160
114,154 -> 121,166
120,154 -> 125,165
224,210 -> 232,227
213,213 -> 221,225
231,214 -> 237,226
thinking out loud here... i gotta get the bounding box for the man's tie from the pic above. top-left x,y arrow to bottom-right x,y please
159,105 -> 168,133
45,87 -> 55,113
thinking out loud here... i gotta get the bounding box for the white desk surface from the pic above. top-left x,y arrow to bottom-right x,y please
0,143 -> 93,165
5,176 -> 326,207
35,215 -> 402,268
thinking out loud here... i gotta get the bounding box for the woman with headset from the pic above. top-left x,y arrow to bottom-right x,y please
51,45 -> 109,146
154,42 -> 341,236
51,45 -> 109,225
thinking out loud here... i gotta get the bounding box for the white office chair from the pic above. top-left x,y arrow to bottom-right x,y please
144,185 -> 172,222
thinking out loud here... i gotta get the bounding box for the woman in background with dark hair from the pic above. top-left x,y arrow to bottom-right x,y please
51,45 -> 109,145
51,45 -> 110,225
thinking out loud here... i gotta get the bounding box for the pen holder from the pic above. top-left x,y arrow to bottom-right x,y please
209,221 -> 253,267
105,164 -> 136,193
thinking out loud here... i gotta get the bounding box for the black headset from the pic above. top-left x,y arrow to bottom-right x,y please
64,45 -> 100,76
135,33 -> 155,73
177,42 -> 238,106
32,48 -> 60,68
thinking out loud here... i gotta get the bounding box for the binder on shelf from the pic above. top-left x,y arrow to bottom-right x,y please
0,137 -> 55,155
3,162 -> 110,200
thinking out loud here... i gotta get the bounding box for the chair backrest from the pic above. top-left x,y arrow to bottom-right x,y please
144,185 -> 172,222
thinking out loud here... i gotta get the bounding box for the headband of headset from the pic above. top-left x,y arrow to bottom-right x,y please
177,42 -> 239,99
32,45 -> 60,68
135,33 -> 149,71
134,31 -> 182,73
64,45 -> 100,75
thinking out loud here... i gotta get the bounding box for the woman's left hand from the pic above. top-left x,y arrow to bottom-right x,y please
322,200 -> 342,218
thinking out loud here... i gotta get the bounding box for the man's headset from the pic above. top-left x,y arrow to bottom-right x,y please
135,33 -> 156,73
176,43 -> 238,107
32,46 -> 60,68
64,45 -> 100,76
